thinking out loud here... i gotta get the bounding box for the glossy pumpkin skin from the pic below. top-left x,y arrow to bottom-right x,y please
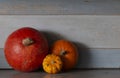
4,27 -> 49,72
42,54 -> 63,74
51,40 -> 78,71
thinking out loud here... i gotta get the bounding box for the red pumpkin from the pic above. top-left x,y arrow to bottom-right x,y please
4,27 -> 49,72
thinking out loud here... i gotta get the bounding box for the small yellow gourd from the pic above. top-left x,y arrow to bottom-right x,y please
42,54 -> 63,74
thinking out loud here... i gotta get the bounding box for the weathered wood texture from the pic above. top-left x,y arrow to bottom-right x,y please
0,0 -> 119,15
0,15 -> 120,48
1,70 -> 120,78
1,48 -> 120,68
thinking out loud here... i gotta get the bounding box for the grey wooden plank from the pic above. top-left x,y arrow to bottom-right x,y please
0,0 -> 119,15
0,70 -> 119,78
0,15 -> 120,48
1,48 -> 120,69
76,48 -> 120,68
1,70 -> 120,78
0,49 -> 10,68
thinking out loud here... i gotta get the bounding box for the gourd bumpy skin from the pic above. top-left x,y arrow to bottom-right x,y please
42,54 -> 63,74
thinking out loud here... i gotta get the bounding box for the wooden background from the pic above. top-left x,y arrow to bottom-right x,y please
0,0 -> 119,15
0,0 -> 120,69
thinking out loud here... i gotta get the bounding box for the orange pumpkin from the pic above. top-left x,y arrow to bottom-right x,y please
51,40 -> 78,71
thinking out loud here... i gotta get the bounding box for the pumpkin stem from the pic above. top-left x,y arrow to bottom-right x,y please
22,38 -> 34,46
60,50 -> 67,56
51,60 -> 56,64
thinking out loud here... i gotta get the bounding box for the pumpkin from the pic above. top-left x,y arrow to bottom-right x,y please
4,27 -> 49,72
42,54 -> 63,74
51,40 -> 78,71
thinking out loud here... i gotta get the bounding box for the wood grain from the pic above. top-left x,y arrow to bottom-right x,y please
1,70 -> 120,78
1,48 -> 120,69
0,0 -> 119,15
1,15 -> 120,48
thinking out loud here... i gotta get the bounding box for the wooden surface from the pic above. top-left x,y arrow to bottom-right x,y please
2,48 -> 120,69
1,70 -> 120,78
0,0 -> 119,15
0,15 -> 120,68
0,15 -> 120,48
